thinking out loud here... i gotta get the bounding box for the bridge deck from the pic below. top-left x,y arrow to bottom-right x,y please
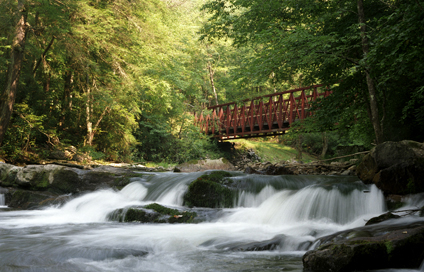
195,85 -> 331,140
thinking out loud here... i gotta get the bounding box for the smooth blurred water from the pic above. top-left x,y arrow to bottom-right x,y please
0,171 -> 421,272
0,193 -> 5,207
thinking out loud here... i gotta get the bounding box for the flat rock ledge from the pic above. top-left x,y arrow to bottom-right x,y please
244,160 -> 358,176
0,162 -> 150,209
303,220 -> 424,272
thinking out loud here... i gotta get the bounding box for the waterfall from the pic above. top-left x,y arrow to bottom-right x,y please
0,171 -> 422,272
0,193 -> 4,207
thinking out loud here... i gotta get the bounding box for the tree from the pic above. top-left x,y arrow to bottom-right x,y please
0,0 -> 27,146
200,0 -> 424,144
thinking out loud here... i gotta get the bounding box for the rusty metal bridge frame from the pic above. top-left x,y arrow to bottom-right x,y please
194,84 -> 332,141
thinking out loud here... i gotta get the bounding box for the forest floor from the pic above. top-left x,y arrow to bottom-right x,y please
228,139 -> 317,164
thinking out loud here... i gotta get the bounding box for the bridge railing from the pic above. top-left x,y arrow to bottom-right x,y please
194,84 -> 331,140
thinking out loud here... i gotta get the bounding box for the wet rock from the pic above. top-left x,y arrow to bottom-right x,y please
5,189 -> 60,210
108,207 -> 160,223
108,203 -> 197,224
303,222 -> 424,272
263,165 -> 295,175
244,166 -> 260,174
183,171 -> 235,208
386,194 -> 406,211
0,163 -> 147,209
365,212 -> 401,226
243,160 -> 356,176
214,234 -> 288,251
356,140 -> 424,195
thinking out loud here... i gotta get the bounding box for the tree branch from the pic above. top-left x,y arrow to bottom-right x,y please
33,36 -> 55,75
315,51 -> 361,66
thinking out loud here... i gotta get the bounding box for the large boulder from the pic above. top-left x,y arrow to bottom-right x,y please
183,171 -> 235,208
0,163 -> 147,209
303,222 -> 424,272
5,189 -> 67,210
356,140 -> 424,194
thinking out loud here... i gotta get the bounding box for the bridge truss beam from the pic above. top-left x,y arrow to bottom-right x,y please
194,84 -> 331,141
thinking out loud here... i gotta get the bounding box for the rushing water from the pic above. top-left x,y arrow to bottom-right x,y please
0,171 -> 422,272
0,193 -> 5,207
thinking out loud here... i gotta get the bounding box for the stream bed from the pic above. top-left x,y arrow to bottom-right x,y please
1,171 -> 423,272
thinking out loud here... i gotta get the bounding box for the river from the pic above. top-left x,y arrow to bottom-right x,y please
0,171 -> 423,271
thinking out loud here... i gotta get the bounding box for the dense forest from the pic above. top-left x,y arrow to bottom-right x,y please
0,0 -> 423,164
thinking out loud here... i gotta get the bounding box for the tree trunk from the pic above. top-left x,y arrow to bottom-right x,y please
0,0 -> 27,146
85,72 -> 93,146
357,0 -> 384,144
321,132 -> 328,159
295,134 -> 303,161
59,66 -> 73,127
207,61 -> 219,105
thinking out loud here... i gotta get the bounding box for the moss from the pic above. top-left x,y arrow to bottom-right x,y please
183,171 -> 234,208
207,171 -> 233,183
108,208 -> 158,223
34,177 -> 50,189
406,178 -> 417,194
124,208 -> 151,223
221,158 -> 230,164
144,203 -> 197,223
186,160 -> 200,165
385,241 -> 394,254
144,203 -> 178,215
107,204 -> 197,224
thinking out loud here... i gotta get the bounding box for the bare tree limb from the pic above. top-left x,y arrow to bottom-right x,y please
33,36 -> 55,75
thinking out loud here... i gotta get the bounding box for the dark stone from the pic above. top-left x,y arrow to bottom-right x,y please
303,223 -> 424,272
108,208 -> 160,223
215,234 -> 288,251
5,189 -> 60,210
356,141 -> 424,195
263,165 -> 295,175
244,166 -> 260,174
365,212 -> 401,226
107,203 -> 197,224
183,171 -> 234,208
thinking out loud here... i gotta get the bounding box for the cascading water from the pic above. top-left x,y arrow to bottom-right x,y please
0,171 -> 421,272
0,193 -> 5,207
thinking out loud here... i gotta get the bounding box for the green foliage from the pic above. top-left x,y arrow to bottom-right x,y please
2,0 -> 423,164
78,146 -> 105,161
200,0 -> 424,144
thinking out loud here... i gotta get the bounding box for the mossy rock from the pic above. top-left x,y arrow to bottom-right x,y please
365,212 -> 400,226
108,207 -> 159,223
107,203 -> 197,224
144,203 -> 197,223
183,171 -> 235,208
303,225 -> 424,271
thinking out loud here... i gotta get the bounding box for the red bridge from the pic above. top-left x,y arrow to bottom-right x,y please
194,84 -> 331,140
